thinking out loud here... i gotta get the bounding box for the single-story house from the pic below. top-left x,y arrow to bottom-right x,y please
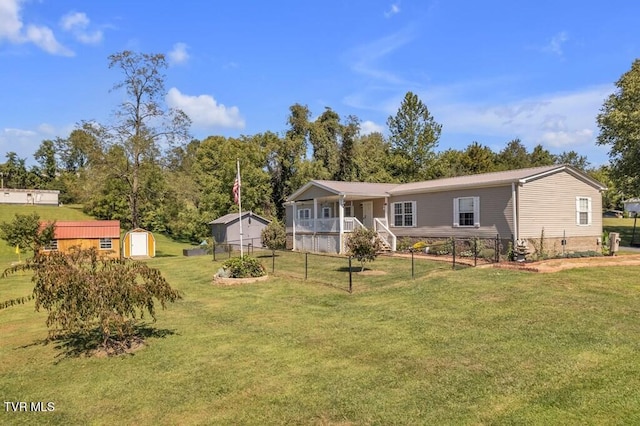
41,220 -> 121,259
1,188 -> 59,205
122,228 -> 156,258
285,165 -> 606,255
209,211 -> 271,248
623,199 -> 640,215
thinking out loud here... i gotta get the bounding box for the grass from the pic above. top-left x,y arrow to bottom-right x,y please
604,217 -> 640,247
2,207 -> 640,424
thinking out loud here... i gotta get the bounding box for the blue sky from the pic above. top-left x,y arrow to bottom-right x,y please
1,0 -> 639,167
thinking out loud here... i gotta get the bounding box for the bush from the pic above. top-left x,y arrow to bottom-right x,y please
219,256 -> 266,278
346,227 -> 382,271
261,221 -> 286,251
2,248 -> 181,354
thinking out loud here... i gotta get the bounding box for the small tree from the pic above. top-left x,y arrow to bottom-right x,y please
3,247 -> 181,355
261,221 -> 287,251
345,227 -> 383,271
0,213 -> 55,255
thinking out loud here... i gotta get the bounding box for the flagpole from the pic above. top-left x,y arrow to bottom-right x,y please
237,159 -> 244,257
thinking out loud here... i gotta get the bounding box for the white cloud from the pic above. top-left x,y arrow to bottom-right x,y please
384,2 -> 401,18
0,0 -> 74,55
60,11 -> 103,44
25,24 -> 74,56
433,84 -> 613,150
168,42 -> 189,65
360,120 -> 385,135
165,88 -> 245,129
542,31 -> 569,56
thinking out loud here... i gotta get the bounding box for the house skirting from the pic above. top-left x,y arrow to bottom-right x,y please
291,233 -> 341,254
520,235 -> 602,257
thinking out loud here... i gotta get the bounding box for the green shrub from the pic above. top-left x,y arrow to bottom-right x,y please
261,221 -> 286,251
220,256 -> 266,278
346,227 -> 383,271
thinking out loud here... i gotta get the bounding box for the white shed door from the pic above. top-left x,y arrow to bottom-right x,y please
131,233 -> 148,256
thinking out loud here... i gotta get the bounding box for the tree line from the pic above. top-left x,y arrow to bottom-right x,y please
2,52 -> 637,242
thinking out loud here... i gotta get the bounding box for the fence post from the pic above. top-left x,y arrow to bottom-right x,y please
411,249 -> 415,279
305,252 -> 308,280
213,242 -> 216,261
495,234 -> 500,263
228,244 -> 232,259
348,255 -> 353,293
452,237 -> 456,270
272,250 -> 275,274
474,238 -> 477,267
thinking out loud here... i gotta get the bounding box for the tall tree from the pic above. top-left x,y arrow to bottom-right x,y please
530,144 -> 556,167
336,115 -> 360,181
497,139 -> 530,170
309,107 -> 340,178
460,142 -> 497,175
555,150 -> 590,170
33,140 -> 58,185
92,51 -> 191,229
352,132 -> 396,182
387,91 -> 442,182
597,59 -> 640,198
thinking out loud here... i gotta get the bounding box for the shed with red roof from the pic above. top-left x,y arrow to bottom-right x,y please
41,220 -> 121,259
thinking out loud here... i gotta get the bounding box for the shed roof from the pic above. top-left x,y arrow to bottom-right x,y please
209,211 -> 270,226
50,220 -> 121,239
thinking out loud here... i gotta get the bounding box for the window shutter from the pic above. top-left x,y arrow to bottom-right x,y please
473,196 -> 480,227
575,197 -> 580,225
453,198 -> 459,227
411,201 -> 417,227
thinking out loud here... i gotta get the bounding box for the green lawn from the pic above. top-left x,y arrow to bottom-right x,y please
604,217 -> 640,247
2,208 -> 640,424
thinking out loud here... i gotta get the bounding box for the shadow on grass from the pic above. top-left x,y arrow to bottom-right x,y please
336,265 -> 370,273
21,324 -> 178,362
154,252 -> 178,258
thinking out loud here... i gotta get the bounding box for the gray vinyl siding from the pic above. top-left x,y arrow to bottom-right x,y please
216,215 -> 269,247
389,186 -> 514,239
294,186 -> 337,201
518,171 -> 602,239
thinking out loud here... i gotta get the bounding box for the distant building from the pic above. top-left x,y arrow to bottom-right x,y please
209,211 -> 271,248
624,199 -> 640,215
0,188 -> 59,205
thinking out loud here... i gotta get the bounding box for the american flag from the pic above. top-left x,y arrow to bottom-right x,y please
233,172 -> 240,205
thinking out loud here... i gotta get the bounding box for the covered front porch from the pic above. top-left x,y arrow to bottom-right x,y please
285,180 -> 398,254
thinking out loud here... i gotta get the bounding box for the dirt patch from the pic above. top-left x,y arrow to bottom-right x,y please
213,275 -> 270,285
492,254 -> 640,273
357,269 -> 388,276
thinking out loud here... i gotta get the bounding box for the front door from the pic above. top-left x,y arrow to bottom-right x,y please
362,201 -> 373,228
131,232 -> 148,256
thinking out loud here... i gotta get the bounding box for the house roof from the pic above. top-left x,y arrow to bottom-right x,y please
287,165 -> 606,201
287,180 -> 398,201
2,188 -> 60,194
390,164 -> 607,195
208,211 -> 271,225
50,220 -> 121,239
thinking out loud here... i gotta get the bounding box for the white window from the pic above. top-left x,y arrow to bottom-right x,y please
43,240 -> 58,251
453,197 -> 480,227
99,238 -> 112,250
322,206 -> 332,218
576,197 -> 592,226
297,209 -> 311,220
391,201 -> 416,227
344,203 -> 353,217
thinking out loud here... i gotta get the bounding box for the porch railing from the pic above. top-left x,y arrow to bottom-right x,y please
374,218 -> 396,251
296,217 -> 365,233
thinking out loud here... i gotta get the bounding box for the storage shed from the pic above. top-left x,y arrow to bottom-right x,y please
209,211 -> 270,248
122,228 -> 156,258
41,220 -> 121,259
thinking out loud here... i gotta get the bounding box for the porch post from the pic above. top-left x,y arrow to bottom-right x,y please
339,194 -> 345,254
384,196 -> 389,225
292,202 -> 297,251
313,198 -> 318,234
